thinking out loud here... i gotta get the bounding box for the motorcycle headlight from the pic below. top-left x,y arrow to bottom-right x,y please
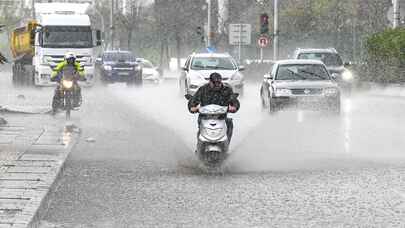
62,80 -> 74,89
342,70 -> 353,81
135,65 -> 142,71
104,65 -> 112,71
323,87 -> 338,96
275,88 -> 292,96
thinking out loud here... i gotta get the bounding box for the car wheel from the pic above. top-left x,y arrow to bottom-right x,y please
179,79 -> 185,95
260,87 -> 268,110
269,98 -> 278,114
330,98 -> 341,115
127,72 -> 143,87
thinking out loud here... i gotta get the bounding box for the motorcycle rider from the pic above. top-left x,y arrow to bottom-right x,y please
50,52 -> 86,110
188,72 -> 240,142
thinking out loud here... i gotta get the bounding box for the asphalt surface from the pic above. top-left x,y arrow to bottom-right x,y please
2,65 -> 405,227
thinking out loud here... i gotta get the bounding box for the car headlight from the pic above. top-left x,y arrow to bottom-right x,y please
342,70 -> 353,81
323,87 -> 338,96
275,88 -> 292,96
231,72 -> 243,81
104,65 -> 112,71
62,80 -> 74,89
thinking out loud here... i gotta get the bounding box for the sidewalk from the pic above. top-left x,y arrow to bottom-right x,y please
0,113 -> 80,228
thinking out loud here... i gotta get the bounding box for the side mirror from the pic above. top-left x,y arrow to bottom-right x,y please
344,62 -> 351,67
238,65 -> 245,71
184,94 -> 193,100
96,30 -> 102,46
264,73 -> 273,80
95,57 -> 102,64
331,73 -> 338,80
181,66 -> 188,71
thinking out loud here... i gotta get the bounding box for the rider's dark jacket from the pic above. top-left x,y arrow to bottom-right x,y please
188,83 -> 240,113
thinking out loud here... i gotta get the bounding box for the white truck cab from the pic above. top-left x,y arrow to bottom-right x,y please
33,3 -> 101,86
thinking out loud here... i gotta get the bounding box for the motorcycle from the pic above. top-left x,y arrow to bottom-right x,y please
185,94 -> 238,169
51,65 -> 82,120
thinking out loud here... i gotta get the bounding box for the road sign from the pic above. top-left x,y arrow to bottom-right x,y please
229,24 -> 251,45
258,36 -> 270,48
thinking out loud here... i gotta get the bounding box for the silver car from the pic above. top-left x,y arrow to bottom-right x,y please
179,52 -> 245,96
260,60 -> 340,114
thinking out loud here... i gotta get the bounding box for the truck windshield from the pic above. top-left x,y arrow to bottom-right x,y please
41,26 -> 93,48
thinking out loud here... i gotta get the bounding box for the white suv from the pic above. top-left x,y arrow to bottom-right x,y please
179,53 -> 245,96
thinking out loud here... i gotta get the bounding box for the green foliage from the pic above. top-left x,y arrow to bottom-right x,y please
364,28 -> 405,83
366,28 -> 405,61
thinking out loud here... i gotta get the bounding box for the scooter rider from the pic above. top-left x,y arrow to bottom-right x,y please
188,72 -> 240,142
50,52 -> 86,109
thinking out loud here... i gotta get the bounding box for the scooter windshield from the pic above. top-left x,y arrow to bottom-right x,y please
199,105 -> 228,115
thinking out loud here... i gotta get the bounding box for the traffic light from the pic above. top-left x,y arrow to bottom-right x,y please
260,13 -> 269,35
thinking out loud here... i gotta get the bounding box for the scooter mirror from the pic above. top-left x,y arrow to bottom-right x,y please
184,94 -> 193,100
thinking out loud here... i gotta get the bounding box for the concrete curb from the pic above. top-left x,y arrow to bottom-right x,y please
26,125 -> 81,228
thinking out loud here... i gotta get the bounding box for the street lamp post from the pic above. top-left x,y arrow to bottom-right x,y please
207,0 -> 212,48
273,0 -> 279,60
110,0 -> 114,50
393,0 -> 400,28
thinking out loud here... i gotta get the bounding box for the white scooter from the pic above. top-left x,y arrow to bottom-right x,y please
185,94 -> 238,169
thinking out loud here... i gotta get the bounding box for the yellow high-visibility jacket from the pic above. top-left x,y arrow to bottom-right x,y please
50,60 -> 85,80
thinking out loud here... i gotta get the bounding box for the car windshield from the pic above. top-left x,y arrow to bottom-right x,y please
276,64 -> 330,81
297,53 -> 343,67
191,57 -> 236,70
41,26 -> 93,48
103,53 -> 136,62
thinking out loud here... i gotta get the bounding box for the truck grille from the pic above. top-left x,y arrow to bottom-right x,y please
48,55 -> 89,66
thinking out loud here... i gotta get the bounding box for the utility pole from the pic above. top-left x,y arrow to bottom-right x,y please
393,0 -> 400,28
110,0 -> 115,50
32,0 -> 35,18
273,0 -> 279,60
207,0 -> 212,48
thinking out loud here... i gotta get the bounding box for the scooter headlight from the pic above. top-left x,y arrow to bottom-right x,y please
62,80 -> 74,89
204,128 -> 224,139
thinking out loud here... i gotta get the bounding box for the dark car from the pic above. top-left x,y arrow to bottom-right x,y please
95,50 -> 142,86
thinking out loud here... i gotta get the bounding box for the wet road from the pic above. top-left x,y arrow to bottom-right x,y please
1,66 -> 405,227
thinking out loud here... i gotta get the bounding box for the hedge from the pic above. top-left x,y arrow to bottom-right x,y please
363,28 -> 405,83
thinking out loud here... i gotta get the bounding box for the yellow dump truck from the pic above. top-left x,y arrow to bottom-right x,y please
10,20 -> 38,86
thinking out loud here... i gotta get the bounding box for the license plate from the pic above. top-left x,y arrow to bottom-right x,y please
118,72 -> 129,76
